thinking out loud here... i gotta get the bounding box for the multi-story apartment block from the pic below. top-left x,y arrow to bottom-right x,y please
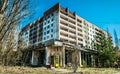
21,3 -> 112,67
21,24 -> 30,47
29,18 -> 43,46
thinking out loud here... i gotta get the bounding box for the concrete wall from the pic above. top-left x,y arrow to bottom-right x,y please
42,10 -> 59,43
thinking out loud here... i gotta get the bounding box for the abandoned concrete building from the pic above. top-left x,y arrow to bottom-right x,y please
21,3 -> 111,67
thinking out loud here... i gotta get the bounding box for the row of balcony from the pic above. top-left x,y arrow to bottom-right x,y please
60,6 -> 76,20
60,13 -> 83,27
29,36 -> 42,44
60,33 -> 83,43
60,19 -> 83,32
60,28 -> 83,38
60,20 -> 76,31
60,35 -> 76,41
60,37 -> 83,46
29,33 -> 42,40
60,10 -> 83,26
60,15 -> 76,25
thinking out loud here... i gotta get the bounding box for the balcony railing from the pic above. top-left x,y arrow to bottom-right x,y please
60,20 -> 68,26
78,38 -> 83,41
60,32 -> 68,37
69,36 -> 76,40
78,28 -> 82,32
68,12 -> 75,19
69,24 -> 76,29
69,40 -> 76,45
69,19 -> 76,24
77,19 -> 82,23
77,23 -> 82,28
60,26 -> 68,32
69,30 -> 76,35
60,15 -> 68,21
60,6 -> 66,12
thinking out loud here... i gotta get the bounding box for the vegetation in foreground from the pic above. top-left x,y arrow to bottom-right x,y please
78,68 -> 120,74
0,66 -> 120,74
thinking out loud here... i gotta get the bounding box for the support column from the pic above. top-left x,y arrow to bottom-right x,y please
31,51 -> 38,66
31,51 -> 34,65
79,51 -> 82,67
91,55 -> 94,67
62,46 -> 65,67
60,47 -> 63,67
45,46 -> 50,66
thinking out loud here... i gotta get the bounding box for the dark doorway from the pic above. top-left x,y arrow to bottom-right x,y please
65,50 -> 72,65
51,56 -> 54,66
38,50 -> 45,67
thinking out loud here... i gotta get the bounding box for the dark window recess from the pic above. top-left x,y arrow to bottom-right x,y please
51,18 -> 54,21
44,32 -> 46,35
51,29 -> 53,32
44,37 -> 46,40
51,24 -> 53,27
51,34 -> 53,37
47,25 -> 50,29
48,20 -> 50,23
47,31 -> 49,34
44,27 -> 46,30
48,15 -> 50,18
25,32 -> 28,35
30,29 -> 33,32
33,39 -> 37,43
51,13 -> 54,16
33,35 -> 36,38
34,27 -> 37,30
44,22 -> 46,25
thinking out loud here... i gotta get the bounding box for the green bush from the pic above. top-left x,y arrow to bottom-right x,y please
82,60 -> 87,67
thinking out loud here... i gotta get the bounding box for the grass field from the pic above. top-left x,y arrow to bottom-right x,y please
77,68 -> 120,74
0,66 -> 120,74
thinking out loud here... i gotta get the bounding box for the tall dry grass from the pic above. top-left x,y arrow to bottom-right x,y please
0,66 -> 120,74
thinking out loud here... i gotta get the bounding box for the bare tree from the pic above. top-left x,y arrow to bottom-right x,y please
0,0 -> 32,41
0,0 -> 33,65
72,50 -> 79,73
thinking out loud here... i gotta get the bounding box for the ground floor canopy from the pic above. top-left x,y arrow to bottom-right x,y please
28,39 -> 97,67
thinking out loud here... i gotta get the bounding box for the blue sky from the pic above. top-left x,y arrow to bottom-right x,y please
23,0 -> 120,42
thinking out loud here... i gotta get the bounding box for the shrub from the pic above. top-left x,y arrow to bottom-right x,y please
82,60 -> 87,67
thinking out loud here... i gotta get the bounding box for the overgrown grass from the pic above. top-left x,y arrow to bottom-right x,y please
77,68 -> 120,74
0,66 -> 120,74
0,66 -> 59,74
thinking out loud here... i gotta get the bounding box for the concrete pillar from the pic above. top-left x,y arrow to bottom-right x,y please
59,47 -> 63,67
79,51 -> 82,67
45,46 -> 50,65
31,51 -> 34,65
31,51 -> 38,66
91,55 -> 94,67
62,46 -> 65,67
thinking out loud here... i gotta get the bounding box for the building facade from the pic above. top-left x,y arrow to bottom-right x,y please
21,3 -> 112,67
